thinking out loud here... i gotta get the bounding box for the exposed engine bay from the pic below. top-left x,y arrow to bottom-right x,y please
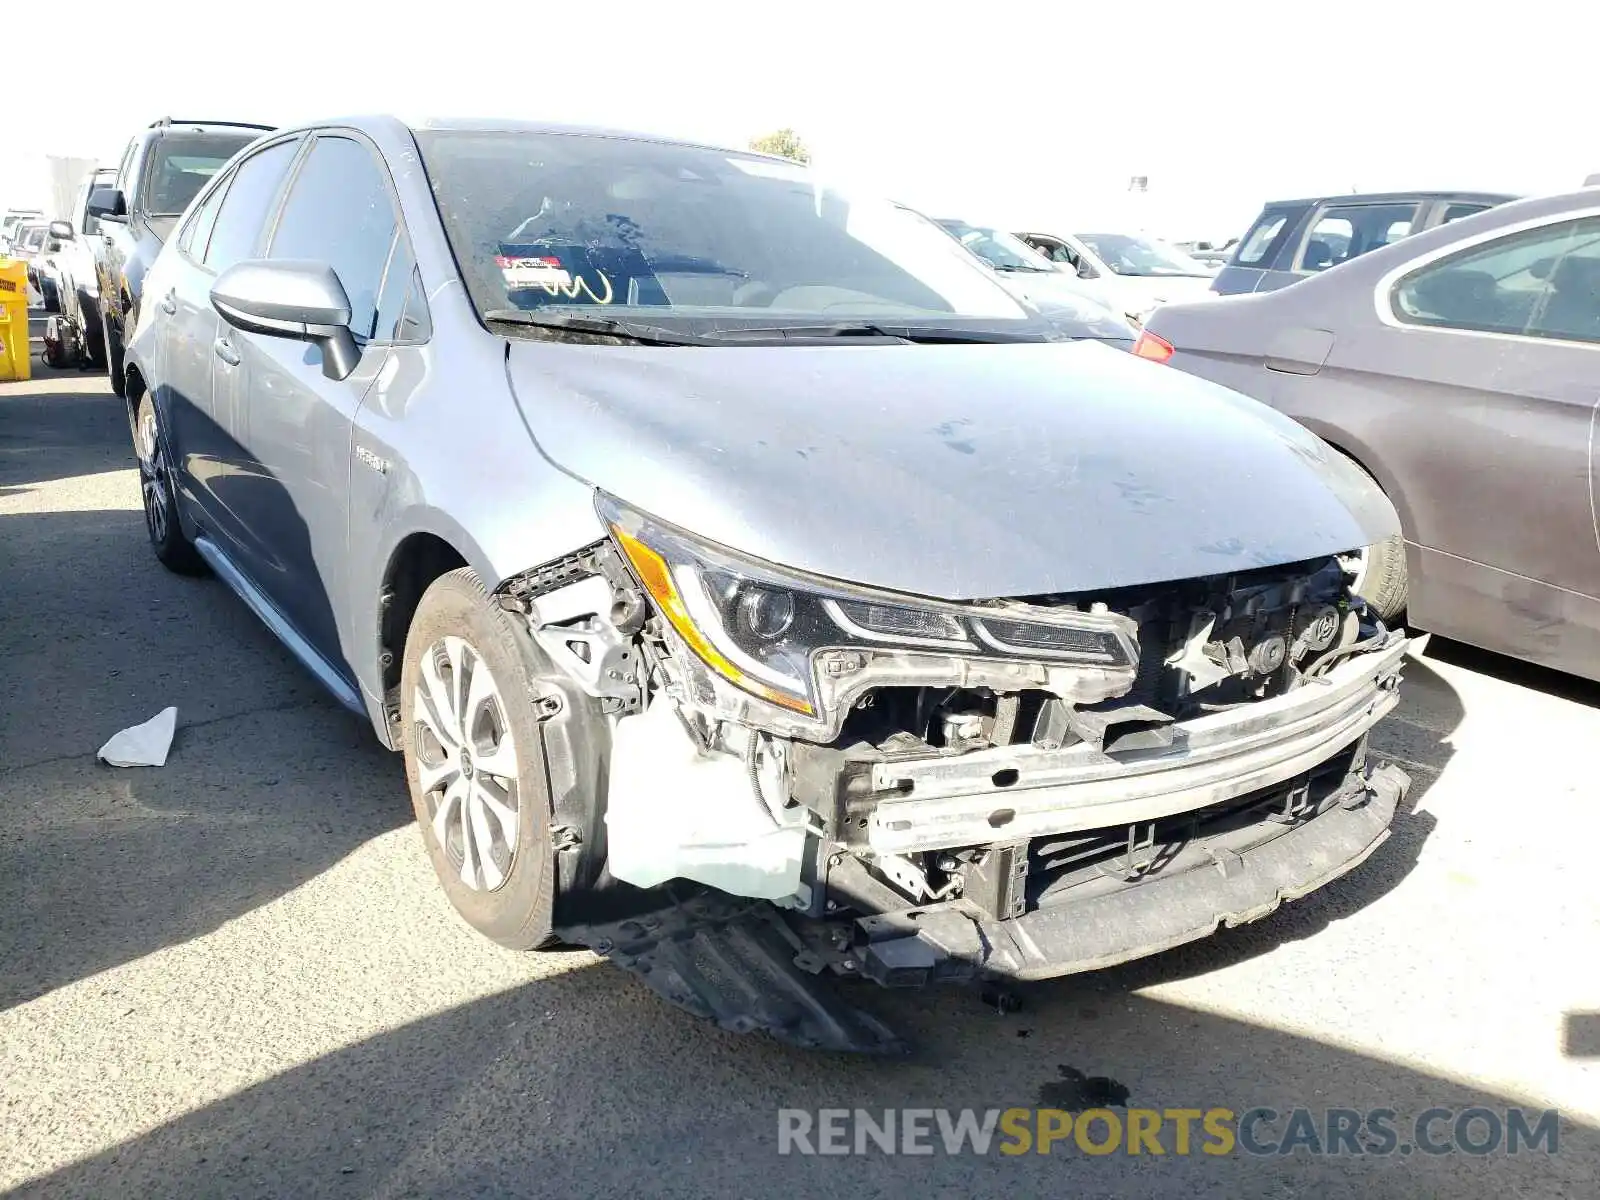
497,519 -> 1412,1052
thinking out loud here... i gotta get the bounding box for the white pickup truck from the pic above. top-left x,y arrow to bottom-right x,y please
40,167 -> 115,368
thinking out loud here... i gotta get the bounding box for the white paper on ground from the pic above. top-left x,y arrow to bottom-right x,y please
96,706 -> 178,767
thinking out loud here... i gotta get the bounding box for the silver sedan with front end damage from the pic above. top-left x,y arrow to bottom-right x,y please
122,116 -> 1411,1052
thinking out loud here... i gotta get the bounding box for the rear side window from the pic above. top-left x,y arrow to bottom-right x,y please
268,135 -> 399,342
1233,209 -> 1297,266
204,139 -> 301,273
1300,203 -> 1418,272
1393,215 -> 1600,344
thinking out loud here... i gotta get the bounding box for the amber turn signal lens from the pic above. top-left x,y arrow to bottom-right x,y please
1132,330 -> 1175,362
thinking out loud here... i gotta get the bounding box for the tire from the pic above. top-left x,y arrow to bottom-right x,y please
1332,448 -> 1409,622
41,280 -> 59,314
400,568 -> 559,950
1352,533 -> 1408,623
104,309 -> 125,396
133,393 -> 206,575
81,294 -> 107,369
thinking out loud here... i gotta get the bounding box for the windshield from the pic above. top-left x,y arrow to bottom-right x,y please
416,130 -> 1047,338
934,219 -> 1055,272
1077,233 -> 1213,277
142,131 -> 259,215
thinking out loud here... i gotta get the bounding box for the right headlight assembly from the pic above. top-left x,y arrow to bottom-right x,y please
598,495 -> 1138,720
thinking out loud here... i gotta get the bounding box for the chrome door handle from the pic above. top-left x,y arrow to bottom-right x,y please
159,290 -> 176,315
213,337 -> 240,366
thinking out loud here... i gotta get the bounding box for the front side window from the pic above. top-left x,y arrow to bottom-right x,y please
1032,238 -> 1078,266
114,140 -> 136,197
268,135 -> 399,342
141,131 -> 260,216
935,220 -> 1056,273
1076,233 -> 1211,277
1393,215 -> 1600,344
416,130 -> 1035,337
204,139 -> 301,274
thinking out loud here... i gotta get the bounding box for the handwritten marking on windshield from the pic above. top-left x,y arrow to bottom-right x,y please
496,255 -> 614,304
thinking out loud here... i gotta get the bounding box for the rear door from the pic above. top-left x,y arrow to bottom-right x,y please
175,137 -> 304,558
156,168 -> 232,516
1357,211 -> 1600,671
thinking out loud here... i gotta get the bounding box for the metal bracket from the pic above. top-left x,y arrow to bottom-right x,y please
526,574 -> 644,713
549,824 -> 582,851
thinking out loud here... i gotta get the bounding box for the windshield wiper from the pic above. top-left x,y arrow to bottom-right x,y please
700,322 -> 1036,345
483,309 -> 702,346
991,263 -> 1048,273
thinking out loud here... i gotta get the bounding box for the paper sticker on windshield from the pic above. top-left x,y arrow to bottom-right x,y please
726,157 -> 812,182
496,255 -> 572,290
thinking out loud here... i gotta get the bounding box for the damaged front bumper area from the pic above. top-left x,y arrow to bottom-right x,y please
504,524 -> 1414,1051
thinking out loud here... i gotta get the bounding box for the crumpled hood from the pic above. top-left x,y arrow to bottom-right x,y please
506,338 -> 1398,600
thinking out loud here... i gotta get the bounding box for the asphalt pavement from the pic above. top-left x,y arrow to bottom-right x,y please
1,369 -> 1596,1198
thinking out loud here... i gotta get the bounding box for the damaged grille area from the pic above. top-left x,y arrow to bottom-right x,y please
1024,739 -> 1367,908
830,555 -> 1366,768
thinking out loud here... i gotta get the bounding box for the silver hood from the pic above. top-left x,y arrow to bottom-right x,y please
506,338 -> 1399,600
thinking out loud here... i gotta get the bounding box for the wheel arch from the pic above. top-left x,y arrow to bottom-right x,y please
122,360 -> 146,425
373,531 -> 473,740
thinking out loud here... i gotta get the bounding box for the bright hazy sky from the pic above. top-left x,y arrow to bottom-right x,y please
5,0 -> 1594,241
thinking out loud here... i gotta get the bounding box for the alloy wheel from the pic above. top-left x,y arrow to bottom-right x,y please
136,407 -> 170,545
412,635 -> 522,891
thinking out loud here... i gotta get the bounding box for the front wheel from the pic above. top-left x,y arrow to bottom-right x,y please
80,294 -> 107,369
1344,534 -> 1408,623
401,568 -> 559,950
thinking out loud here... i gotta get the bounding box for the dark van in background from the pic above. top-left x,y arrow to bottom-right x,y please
1211,190 -> 1518,296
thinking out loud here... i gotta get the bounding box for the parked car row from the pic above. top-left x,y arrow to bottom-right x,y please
1143,186 -> 1600,681
112,114 -> 1416,1051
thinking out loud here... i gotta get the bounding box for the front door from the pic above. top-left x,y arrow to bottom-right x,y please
1359,210 -> 1600,673
223,132 -> 404,677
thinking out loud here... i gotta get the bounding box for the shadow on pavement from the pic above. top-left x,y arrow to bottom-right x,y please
0,379 -> 410,1012
1565,1012 -> 1600,1058
0,374 -> 125,496
11,965 -> 1594,1199
1420,634 -> 1600,709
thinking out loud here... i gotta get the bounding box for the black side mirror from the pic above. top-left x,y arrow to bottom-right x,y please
211,259 -> 360,381
86,187 -> 127,221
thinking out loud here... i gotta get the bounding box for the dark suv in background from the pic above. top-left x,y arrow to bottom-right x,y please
1212,190 -> 1518,295
89,118 -> 273,392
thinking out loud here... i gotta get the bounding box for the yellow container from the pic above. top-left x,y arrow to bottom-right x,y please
0,256 -> 30,382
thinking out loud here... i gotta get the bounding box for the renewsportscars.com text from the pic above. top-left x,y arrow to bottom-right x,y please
777,1106 -> 1561,1157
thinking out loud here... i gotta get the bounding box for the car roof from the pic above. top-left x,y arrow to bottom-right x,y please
1260,190 -> 1520,208
283,114 -> 800,167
